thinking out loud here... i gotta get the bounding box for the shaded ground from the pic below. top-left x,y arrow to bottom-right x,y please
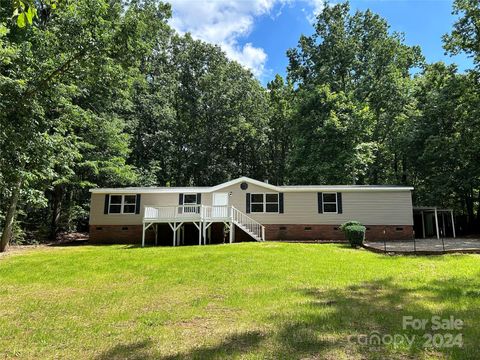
365,237 -> 480,254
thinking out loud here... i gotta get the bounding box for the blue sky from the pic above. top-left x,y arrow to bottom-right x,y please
169,0 -> 473,85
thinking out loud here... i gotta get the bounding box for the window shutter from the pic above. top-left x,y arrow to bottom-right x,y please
135,194 -> 141,214
196,193 -> 201,213
317,192 -> 323,213
337,192 -> 343,214
279,193 -> 284,213
246,193 -> 251,213
104,194 -> 110,214
178,193 -> 183,214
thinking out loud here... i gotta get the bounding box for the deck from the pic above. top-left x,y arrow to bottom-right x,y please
142,205 -> 265,247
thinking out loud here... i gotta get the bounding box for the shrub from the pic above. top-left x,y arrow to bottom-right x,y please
340,221 -> 366,248
339,220 -> 362,232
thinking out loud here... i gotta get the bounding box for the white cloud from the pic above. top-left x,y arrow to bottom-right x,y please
169,0 -> 280,78
168,0 -> 326,79
303,0 -> 327,24
309,0 -> 326,15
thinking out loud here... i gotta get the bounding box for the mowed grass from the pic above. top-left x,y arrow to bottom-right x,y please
0,243 -> 479,359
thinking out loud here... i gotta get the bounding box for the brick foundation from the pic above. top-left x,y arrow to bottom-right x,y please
89,225 -> 152,244
89,223 -> 413,244
265,224 -> 414,241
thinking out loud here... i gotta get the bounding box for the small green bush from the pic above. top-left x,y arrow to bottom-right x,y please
340,221 -> 366,248
339,220 -> 362,232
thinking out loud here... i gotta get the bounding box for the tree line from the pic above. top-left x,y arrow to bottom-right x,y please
1,0 -> 479,250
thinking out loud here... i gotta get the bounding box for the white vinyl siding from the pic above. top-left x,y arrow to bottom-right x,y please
89,182 -> 413,226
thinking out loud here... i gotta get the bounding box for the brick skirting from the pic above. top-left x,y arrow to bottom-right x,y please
265,224 -> 414,241
90,223 -> 413,244
89,225 -> 152,244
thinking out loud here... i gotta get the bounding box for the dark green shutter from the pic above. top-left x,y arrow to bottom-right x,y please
104,194 -> 110,214
135,194 -> 141,214
337,192 -> 343,214
279,193 -> 284,213
196,193 -> 201,213
317,192 -> 323,213
178,193 -> 183,214
246,193 -> 251,213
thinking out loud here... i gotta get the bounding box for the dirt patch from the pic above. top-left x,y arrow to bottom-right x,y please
0,232 -> 89,259
0,244 -> 49,259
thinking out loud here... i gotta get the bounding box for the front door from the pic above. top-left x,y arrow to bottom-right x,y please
212,192 -> 229,218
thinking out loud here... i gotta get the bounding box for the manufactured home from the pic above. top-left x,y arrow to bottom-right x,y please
89,177 -> 414,245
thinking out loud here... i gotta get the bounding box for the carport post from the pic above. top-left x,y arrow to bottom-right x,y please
434,208 -> 440,240
451,210 -> 456,238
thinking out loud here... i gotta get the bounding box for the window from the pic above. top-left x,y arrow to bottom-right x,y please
183,194 -> 198,213
322,193 -> 337,213
266,193 -> 279,213
250,194 -> 264,212
123,195 -> 137,214
250,193 -> 279,213
109,195 -> 122,214
109,194 -> 137,214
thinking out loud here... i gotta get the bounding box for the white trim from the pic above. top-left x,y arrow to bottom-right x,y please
108,194 -> 137,215
250,192 -> 279,214
90,176 -> 414,194
322,192 -> 338,214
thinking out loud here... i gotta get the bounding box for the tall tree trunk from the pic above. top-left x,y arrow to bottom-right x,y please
0,175 -> 23,252
465,190 -> 474,227
394,152 -> 399,182
476,190 -> 480,225
49,185 -> 64,240
401,156 -> 408,184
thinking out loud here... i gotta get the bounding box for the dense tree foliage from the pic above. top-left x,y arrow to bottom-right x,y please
129,34 -> 269,187
0,0 -> 479,249
287,2 -> 423,184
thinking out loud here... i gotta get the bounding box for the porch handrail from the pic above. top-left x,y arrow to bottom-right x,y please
231,206 -> 265,241
144,205 -> 203,220
203,205 -> 231,220
143,205 -> 265,241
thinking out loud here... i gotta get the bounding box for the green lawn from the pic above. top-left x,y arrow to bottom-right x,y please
0,243 -> 479,359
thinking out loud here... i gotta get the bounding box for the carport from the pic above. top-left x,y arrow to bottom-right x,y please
413,207 -> 456,239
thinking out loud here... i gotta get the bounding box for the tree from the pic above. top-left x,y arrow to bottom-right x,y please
288,84 -> 375,184
287,1 -> 423,184
443,0 -> 480,71
129,34 -> 270,187
0,0 -> 171,250
408,63 -> 480,229
266,75 -> 294,185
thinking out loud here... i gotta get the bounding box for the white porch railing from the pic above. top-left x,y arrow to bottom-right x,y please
203,205 -> 231,220
231,206 -> 265,241
143,205 -> 265,241
144,205 -> 202,221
